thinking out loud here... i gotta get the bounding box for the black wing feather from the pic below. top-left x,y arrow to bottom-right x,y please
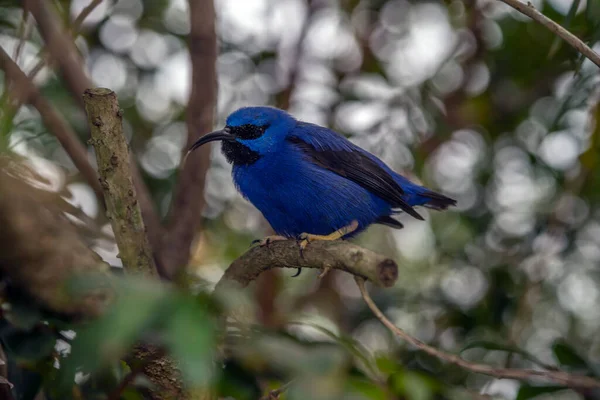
288,137 -> 423,220
376,215 -> 404,229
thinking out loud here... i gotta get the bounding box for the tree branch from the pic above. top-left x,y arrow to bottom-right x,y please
82,89 -> 205,399
355,276 -> 600,390
28,0 -> 104,80
497,0 -> 600,68
160,0 -> 218,279
130,344 -> 215,400
23,0 -> 90,107
0,46 -> 104,201
214,235 -> 600,390
83,88 -> 158,277
71,0 -> 103,33
13,11 -> 33,63
214,240 -> 398,293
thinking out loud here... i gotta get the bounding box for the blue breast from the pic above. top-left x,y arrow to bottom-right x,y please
231,143 -> 391,237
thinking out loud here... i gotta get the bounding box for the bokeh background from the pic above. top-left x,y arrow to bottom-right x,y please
1,0 -> 600,399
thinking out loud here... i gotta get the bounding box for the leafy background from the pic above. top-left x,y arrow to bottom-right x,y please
0,0 -> 600,399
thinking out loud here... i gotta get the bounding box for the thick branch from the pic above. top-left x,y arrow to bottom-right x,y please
82,89 -> 199,399
83,88 -> 157,277
0,159 -> 111,317
0,46 -> 104,201
160,0 -> 218,279
497,0 -> 600,68
215,240 -> 398,293
355,277 -> 600,390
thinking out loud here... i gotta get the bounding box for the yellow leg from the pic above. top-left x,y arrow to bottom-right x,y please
298,220 -> 359,251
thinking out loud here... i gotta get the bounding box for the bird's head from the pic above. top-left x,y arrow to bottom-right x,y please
186,106 -> 296,166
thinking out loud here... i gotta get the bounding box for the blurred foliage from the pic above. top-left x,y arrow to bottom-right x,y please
0,0 -> 599,399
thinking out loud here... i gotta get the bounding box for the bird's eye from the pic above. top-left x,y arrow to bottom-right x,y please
229,124 -> 269,140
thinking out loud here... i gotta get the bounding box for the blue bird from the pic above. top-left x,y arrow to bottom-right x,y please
187,106 -> 456,276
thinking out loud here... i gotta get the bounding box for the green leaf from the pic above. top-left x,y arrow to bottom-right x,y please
516,385 -> 567,400
163,295 -> 216,386
60,277 -> 169,387
374,356 -> 399,376
587,0 -> 600,27
460,340 -> 552,369
391,371 -> 436,400
346,377 -> 388,400
552,340 -> 589,371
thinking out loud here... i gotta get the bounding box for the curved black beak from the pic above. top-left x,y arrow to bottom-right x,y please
182,129 -> 234,167
188,129 -> 234,152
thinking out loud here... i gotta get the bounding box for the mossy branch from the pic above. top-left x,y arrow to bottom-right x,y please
83,88 -> 157,277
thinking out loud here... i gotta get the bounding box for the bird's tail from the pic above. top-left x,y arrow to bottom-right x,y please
392,173 -> 456,210
417,190 -> 457,210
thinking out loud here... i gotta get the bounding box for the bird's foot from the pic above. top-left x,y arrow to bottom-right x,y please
251,235 -> 288,248
292,268 -> 302,277
297,220 -> 360,254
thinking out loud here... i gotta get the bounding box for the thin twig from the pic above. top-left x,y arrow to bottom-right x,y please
0,46 -> 104,200
24,0 -> 90,106
26,51 -> 48,80
27,0 -> 103,80
355,276 -> 600,389
14,11 -> 33,63
71,0 -> 103,33
497,0 -> 600,68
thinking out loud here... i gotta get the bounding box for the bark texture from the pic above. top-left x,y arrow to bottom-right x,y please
83,88 -> 157,277
215,240 -> 399,293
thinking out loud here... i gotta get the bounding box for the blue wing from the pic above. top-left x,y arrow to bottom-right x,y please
288,122 -> 455,219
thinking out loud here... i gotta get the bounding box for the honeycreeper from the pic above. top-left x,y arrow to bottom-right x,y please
186,106 -> 456,276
